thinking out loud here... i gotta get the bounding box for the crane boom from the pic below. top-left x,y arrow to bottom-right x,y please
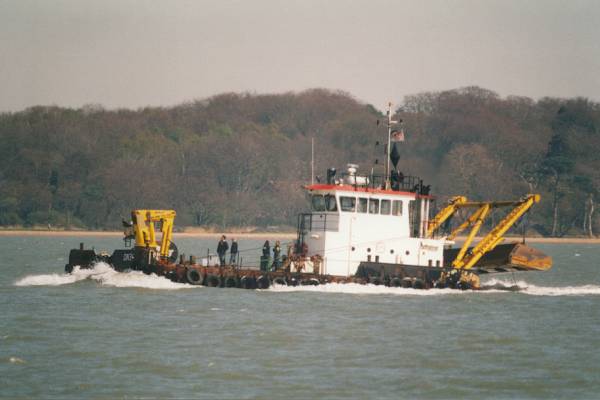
428,194 -> 541,271
456,194 -> 540,270
426,196 -> 466,238
131,209 -> 177,258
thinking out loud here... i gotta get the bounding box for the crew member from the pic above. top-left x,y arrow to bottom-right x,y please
217,235 -> 229,266
273,240 -> 282,269
261,240 -> 270,271
229,238 -> 238,265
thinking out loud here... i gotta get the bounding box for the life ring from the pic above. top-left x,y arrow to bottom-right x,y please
186,268 -> 203,285
223,276 -> 238,288
256,275 -> 270,289
205,275 -> 222,287
272,277 -> 287,286
240,276 -> 257,289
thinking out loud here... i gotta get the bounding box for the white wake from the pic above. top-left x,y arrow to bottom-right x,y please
268,280 -> 600,296
14,262 -> 194,290
481,278 -> 600,296
15,266 -> 600,296
268,282 -> 467,296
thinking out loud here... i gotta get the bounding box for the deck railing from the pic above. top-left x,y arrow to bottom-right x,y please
337,172 -> 429,194
298,212 -> 340,233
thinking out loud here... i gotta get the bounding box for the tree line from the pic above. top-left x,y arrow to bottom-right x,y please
0,87 -> 598,236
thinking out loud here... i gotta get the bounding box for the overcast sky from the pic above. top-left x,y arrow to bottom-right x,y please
1,0 -> 599,112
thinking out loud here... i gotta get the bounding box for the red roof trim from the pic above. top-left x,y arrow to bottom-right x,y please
305,184 -> 434,199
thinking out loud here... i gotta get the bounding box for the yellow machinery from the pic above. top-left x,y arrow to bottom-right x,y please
427,194 -> 548,286
126,209 -> 177,259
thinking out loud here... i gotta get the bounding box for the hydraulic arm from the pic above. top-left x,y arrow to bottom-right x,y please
428,194 -> 541,271
426,196 -> 466,238
131,209 -> 176,258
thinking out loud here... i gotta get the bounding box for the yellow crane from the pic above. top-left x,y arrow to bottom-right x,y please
427,194 -> 552,287
125,209 -> 177,259
428,194 -> 542,285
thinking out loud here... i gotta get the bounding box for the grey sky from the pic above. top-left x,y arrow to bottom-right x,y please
1,0 -> 599,112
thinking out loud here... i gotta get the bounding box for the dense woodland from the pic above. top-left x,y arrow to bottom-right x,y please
0,87 -> 599,236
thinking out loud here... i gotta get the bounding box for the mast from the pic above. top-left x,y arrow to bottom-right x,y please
311,137 -> 315,185
385,102 -> 398,189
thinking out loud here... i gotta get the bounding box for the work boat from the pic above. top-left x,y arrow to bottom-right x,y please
300,167 -> 550,289
65,105 -> 552,289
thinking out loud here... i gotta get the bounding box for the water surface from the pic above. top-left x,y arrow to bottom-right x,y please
1,236 -> 600,399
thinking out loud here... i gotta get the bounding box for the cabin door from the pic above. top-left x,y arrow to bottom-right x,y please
347,215 -> 357,276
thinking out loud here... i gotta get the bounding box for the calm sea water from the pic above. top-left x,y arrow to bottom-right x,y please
2,235 -> 600,399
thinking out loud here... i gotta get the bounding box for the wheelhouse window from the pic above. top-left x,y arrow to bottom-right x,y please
311,194 -> 337,212
392,200 -> 403,216
340,196 -> 356,212
380,199 -> 391,215
325,195 -> 337,212
311,195 -> 325,211
368,198 -> 379,214
358,198 -> 368,213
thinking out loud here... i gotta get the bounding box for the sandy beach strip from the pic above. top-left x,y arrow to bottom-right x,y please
0,229 -> 297,239
0,229 -> 598,243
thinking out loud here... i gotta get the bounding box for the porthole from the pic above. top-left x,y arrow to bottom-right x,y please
367,248 -> 371,253
405,250 -> 410,255
390,249 -> 394,254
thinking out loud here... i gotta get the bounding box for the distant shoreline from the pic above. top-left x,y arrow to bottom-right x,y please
0,229 -> 297,239
0,229 -> 599,243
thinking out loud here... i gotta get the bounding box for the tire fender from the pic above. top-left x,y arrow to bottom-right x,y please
186,268 -> 203,285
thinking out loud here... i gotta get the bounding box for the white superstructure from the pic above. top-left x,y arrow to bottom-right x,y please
299,168 -> 447,277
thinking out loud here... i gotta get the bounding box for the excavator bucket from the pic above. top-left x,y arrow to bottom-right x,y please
444,242 -> 552,274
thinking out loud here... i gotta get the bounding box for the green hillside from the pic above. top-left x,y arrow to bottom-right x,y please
1,87 -> 598,236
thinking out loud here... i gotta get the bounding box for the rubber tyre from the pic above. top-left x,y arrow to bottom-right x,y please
301,278 -> 319,286
186,268 -> 203,285
434,281 -> 447,289
272,277 -> 287,286
401,278 -> 413,288
256,275 -> 270,289
288,277 -> 299,287
223,276 -> 238,288
240,276 -> 257,289
166,270 -> 178,283
412,279 -> 426,289
389,277 -> 402,287
205,275 -> 222,288
369,276 -> 382,285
